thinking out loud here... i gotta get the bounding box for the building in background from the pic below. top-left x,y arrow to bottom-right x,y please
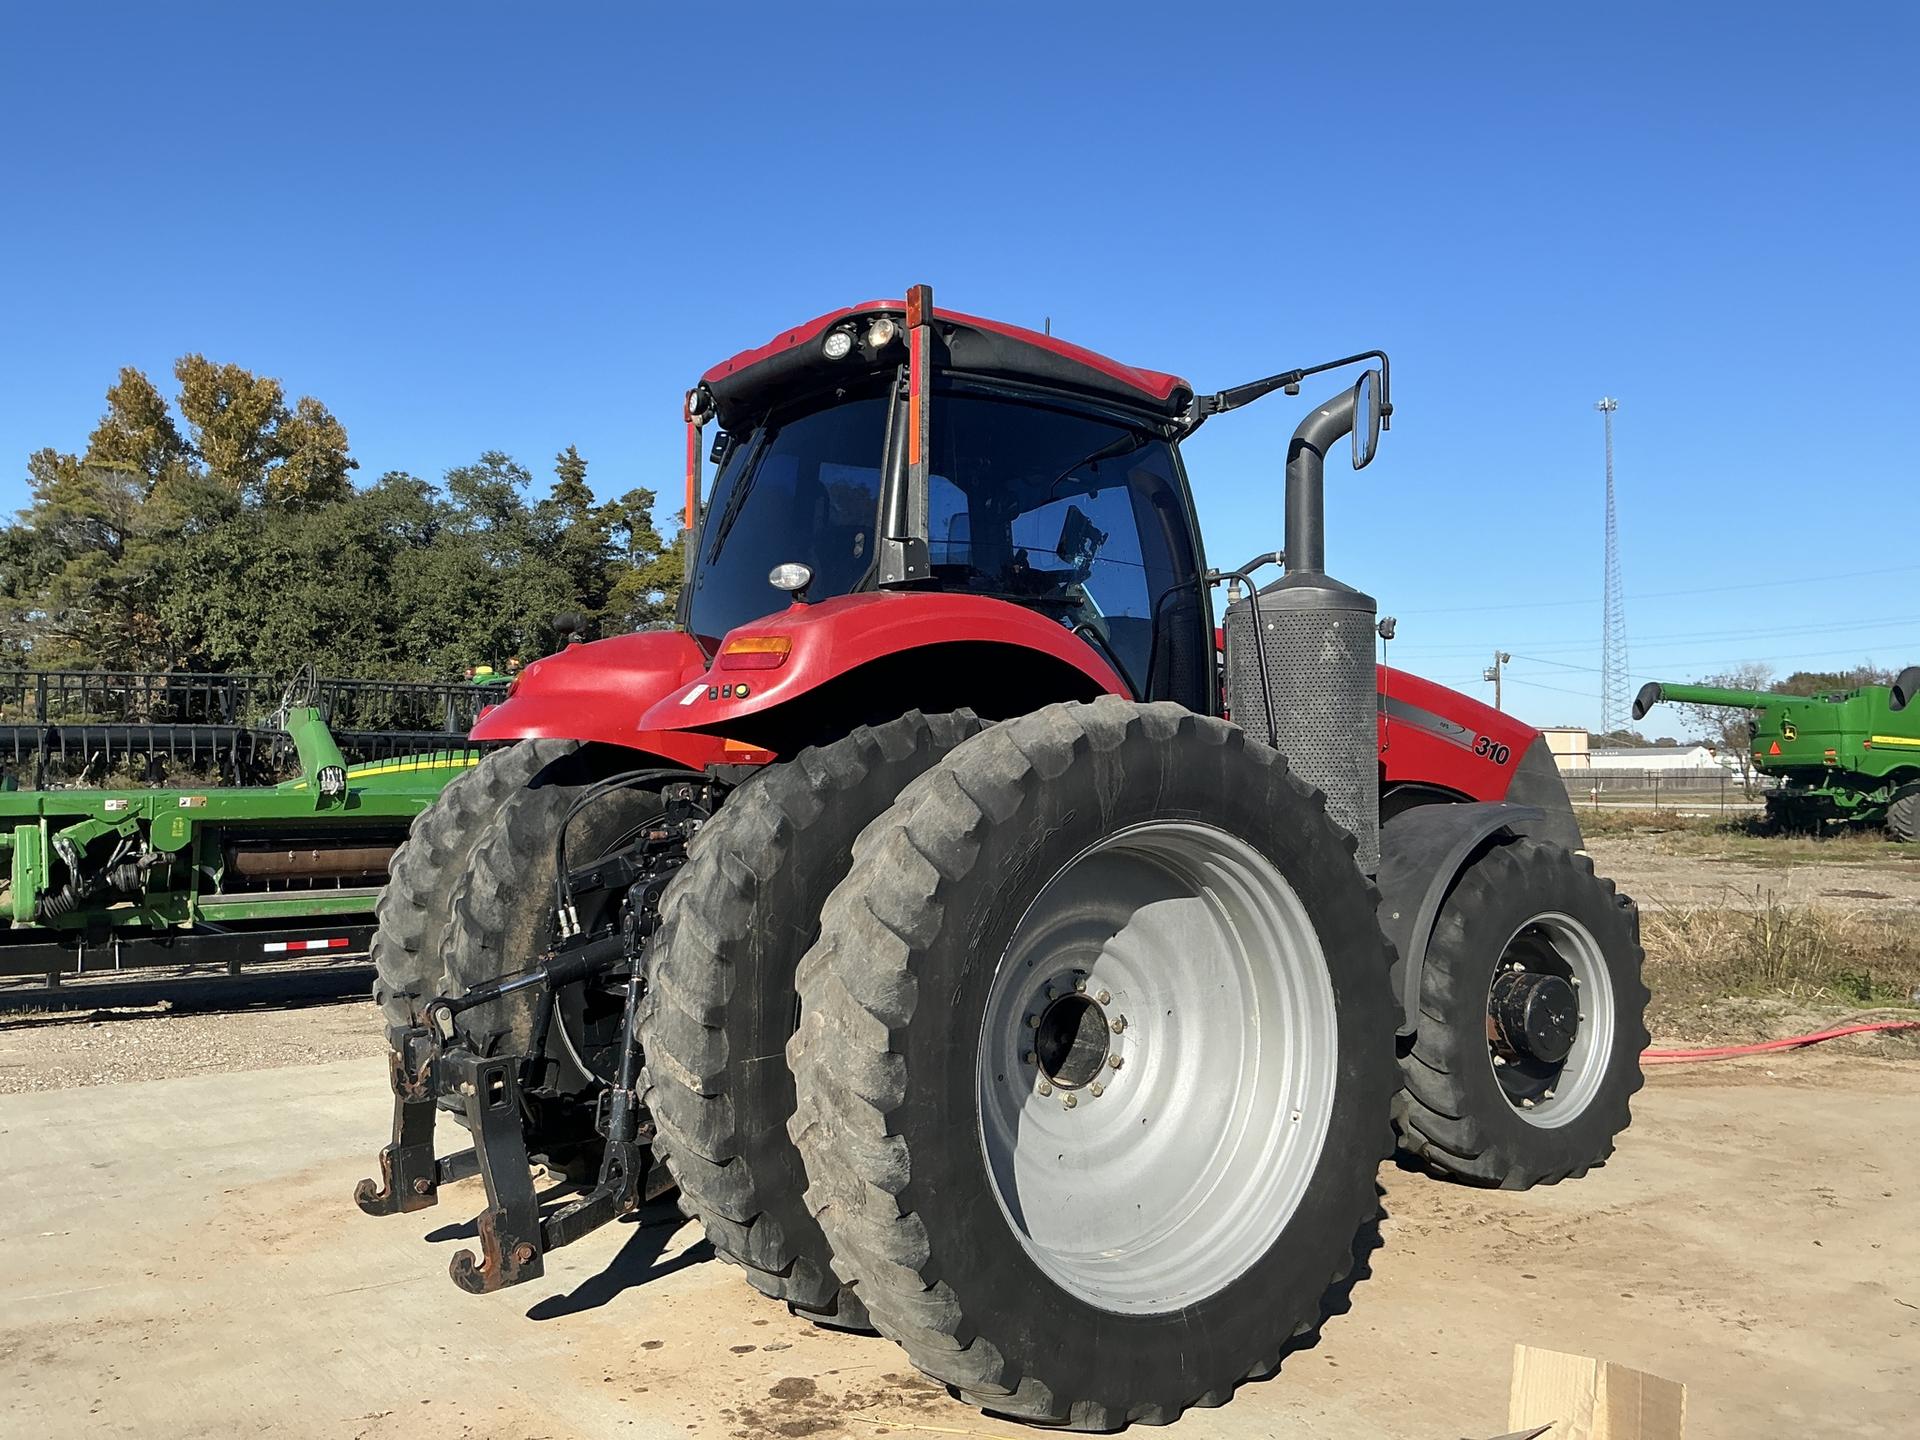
1542,728 -> 1731,773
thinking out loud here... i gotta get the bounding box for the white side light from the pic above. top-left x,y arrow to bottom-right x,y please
866,317 -> 898,349
822,329 -> 854,360
769,562 -> 814,593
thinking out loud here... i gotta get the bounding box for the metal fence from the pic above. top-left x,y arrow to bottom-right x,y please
0,670 -> 492,732
1557,766 -> 1768,814
0,670 -> 494,787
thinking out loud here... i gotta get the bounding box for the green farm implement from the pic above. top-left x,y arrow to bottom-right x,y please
0,702 -> 481,978
1634,666 -> 1920,839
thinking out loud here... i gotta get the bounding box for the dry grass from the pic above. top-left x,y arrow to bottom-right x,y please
1582,807 -> 1919,867
1641,887 -> 1920,1038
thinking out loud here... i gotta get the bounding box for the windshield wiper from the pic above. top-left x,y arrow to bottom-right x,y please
703,443 -> 762,563
1044,431 -> 1144,497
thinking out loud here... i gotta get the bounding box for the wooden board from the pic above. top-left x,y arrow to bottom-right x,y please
1508,1344 -> 1685,1440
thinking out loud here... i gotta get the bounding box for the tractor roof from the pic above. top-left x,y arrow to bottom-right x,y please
699,299 -> 1192,432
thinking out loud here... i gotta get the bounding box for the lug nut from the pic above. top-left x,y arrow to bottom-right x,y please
1024,1050 -> 1036,1065
1493,1054 -> 1507,1067
1096,990 -> 1111,1004
1062,1093 -> 1077,1109
1572,977 -> 1581,988
1074,977 -> 1087,993
1089,1082 -> 1105,1097
1520,1098 -> 1535,1109
1543,1089 -> 1556,1100
1037,1081 -> 1052,1096
1111,1017 -> 1126,1034
1107,1054 -> 1123,1070
1027,1014 -> 1040,1028
1045,985 -> 1056,1000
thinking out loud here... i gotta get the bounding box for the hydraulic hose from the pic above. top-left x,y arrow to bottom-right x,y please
1642,1020 -> 1920,1065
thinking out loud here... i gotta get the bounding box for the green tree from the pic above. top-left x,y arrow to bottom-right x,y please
270,396 -> 358,506
1777,664 -> 1895,696
85,368 -> 191,486
173,354 -> 288,494
7,362 -> 684,683
1671,662 -> 1775,796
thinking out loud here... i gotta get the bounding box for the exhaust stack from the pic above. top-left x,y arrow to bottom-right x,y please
1224,383 -> 1381,870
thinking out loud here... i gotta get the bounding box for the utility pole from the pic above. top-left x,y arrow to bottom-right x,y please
1483,650 -> 1512,711
1595,398 -> 1629,733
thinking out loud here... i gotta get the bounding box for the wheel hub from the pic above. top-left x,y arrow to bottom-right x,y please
1490,970 -> 1578,1064
1483,911 -> 1617,1128
1033,990 -> 1112,1090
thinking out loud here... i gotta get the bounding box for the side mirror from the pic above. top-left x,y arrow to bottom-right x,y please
1055,504 -> 1109,581
1351,369 -> 1383,470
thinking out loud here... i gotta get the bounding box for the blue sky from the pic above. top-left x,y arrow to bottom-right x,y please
3,5 -> 1915,732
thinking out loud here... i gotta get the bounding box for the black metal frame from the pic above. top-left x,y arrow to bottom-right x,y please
355,779 -> 707,1292
0,921 -> 378,979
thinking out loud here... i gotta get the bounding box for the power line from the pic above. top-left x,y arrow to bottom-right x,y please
1389,612 -> 1920,659
1397,562 -> 1920,617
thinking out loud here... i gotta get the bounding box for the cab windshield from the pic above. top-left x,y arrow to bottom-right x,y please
925,387 -> 1203,703
686,391 -> 887,651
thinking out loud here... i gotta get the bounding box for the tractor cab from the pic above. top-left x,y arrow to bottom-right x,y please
680,292 -> 1215,712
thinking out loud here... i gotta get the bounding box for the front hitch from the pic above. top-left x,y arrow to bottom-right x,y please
354,864 -> 682,1292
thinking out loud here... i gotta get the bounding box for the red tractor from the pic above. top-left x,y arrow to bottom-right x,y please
357,288 -> 1647,1429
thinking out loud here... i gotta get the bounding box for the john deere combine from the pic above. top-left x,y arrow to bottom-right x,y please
1634,666 -> 1920,839
0,702 -> 479,978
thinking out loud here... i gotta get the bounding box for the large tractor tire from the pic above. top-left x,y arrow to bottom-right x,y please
1394,839 -> 1649,1188
444,741 -> 669,1077
789,700 -> 1398,1429
1886,787 -> 1920,843
436,741 -> 676,1175
371,743 -> 558,1045
639,710 -> 983,1329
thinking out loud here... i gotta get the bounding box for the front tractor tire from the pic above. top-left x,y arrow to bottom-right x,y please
371,742 -> 568,1044
638,710 -> 983,1330
1394,839 -> 1650,1188
788,700 -> 1399,1429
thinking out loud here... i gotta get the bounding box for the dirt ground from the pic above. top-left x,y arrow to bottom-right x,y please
1584,833 -> 1920,916
0,1049 -> 1913,1439
2,833 -> 1915,1437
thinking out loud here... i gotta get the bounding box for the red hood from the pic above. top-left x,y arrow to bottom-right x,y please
470,630 -> 731,768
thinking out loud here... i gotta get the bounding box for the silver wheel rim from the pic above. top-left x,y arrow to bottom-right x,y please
974,820 -> 1338,1315
1486,911 -> 1616,1128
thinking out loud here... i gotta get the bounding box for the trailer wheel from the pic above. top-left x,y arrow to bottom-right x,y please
371,743 -> 556,1045
1394,839 -> 1649,1188
639,710 -> 983,1329
1887,787 -> 1920,843
789,699 -> 1397,1429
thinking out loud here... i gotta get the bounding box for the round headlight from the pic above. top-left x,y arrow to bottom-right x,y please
866,317 -> 898,349
822,329 -> 854,360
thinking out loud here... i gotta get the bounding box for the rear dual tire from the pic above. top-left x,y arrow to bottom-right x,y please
639,711 -> 983,1328
788,700 -> 1399,1428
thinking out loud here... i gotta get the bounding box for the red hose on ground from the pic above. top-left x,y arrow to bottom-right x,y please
1642,1020 -> 1920,1065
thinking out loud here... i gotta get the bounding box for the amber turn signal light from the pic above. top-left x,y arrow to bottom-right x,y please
718,635 -> 792,671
